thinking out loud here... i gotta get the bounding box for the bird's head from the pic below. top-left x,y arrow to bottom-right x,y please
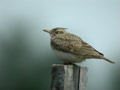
43,27 -> 67,37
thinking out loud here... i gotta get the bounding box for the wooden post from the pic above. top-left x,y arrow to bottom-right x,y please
51,64 -> 88,90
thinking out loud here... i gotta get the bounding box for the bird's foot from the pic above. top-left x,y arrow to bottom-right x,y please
63,62 -> 76,66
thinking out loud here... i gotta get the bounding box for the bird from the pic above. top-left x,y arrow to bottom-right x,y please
43,27 -> 115,64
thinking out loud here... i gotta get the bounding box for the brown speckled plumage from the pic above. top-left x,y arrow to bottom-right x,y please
43,27 -> 115,64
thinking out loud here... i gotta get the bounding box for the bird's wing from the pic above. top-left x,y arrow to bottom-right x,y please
51,34 -> 83,53
51,34 -> 104,57
78,41 -> 104,56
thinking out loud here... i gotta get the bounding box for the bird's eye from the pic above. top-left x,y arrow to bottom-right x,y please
55,31 -> 59,34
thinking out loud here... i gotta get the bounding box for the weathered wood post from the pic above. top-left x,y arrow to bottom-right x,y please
51,64 -> 88,90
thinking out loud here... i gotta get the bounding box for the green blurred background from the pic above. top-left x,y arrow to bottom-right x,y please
0,0 -> 120,90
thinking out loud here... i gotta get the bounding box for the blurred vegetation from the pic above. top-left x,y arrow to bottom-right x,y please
0,22 -> 62,90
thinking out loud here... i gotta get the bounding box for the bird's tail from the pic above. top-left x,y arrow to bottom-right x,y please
102,57 -> 115,64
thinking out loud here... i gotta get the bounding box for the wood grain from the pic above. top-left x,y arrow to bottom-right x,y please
51,64 -> 88,90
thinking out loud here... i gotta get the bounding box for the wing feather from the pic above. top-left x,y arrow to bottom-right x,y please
78,41 -> 104,56
51,34 -> 103,58
51,34 -> 82,53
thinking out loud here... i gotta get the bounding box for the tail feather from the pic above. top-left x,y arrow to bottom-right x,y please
102,57 -> 115,64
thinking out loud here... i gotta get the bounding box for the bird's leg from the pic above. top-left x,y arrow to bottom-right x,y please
63,61 -> 76,65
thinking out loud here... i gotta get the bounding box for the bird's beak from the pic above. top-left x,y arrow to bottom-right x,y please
43,30 -> 50,33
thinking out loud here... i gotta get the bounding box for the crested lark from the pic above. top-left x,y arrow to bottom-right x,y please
43,27 -> 115,64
